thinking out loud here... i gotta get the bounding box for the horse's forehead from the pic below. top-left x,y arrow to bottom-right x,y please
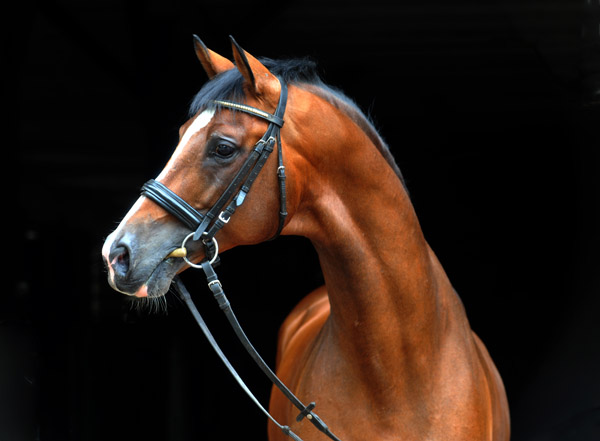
180,109 -> 216,147
157,108 -> 215,181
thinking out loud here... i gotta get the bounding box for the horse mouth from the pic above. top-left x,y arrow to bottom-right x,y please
131,256 -> 184,298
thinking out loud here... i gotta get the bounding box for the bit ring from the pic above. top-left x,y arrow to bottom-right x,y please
181,232 -> 219,268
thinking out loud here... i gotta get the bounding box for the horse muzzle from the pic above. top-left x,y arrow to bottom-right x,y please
102,227 -> 190,298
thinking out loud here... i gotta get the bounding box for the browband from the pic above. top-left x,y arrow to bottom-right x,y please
213,100 -> 285,128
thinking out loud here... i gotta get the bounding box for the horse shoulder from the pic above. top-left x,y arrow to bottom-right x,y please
275,285 -> 330,369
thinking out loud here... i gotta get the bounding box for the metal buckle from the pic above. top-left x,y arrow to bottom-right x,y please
208,279 -> 222,290
218,211 -> 230,224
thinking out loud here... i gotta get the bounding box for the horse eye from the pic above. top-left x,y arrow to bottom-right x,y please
214,142 -> 236,158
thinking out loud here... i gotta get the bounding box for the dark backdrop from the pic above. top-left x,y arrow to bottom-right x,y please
2,1 -> 599,440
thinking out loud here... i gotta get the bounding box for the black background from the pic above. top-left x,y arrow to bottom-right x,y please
2,1 -> 599,440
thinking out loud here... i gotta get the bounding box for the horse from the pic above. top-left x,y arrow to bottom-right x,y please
102,36 -> 510,441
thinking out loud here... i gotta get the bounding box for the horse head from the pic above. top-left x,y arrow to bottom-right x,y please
102,37 -> 303,298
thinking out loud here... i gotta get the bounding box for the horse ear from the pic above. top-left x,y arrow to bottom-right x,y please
193,35 -> 234,78
229,36 -> 280,98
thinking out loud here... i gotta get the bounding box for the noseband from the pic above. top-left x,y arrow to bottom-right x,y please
138,80 -> 342,441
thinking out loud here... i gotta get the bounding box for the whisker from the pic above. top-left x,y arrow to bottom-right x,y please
125,294 -> 170,315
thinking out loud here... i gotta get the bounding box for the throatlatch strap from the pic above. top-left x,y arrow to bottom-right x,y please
273,134 -> 287,239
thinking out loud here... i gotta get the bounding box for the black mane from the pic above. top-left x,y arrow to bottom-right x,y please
189,57 -> 322,116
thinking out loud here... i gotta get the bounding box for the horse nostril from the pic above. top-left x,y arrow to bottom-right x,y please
109,245 -> 131,278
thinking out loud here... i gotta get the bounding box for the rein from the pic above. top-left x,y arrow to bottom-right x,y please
140,79 -> 342,441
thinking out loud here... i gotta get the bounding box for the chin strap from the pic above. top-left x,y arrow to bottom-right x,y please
172,261 -> 342,441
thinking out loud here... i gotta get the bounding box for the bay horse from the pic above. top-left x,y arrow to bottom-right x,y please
102,36 -> 510,441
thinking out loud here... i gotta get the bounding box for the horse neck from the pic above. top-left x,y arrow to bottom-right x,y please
286,89 -> 457,391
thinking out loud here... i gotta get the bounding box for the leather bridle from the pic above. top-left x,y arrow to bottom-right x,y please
141,78 -> 288,248
138,79 -> 342,441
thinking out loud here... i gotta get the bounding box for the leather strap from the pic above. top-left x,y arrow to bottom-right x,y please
210,83 -> 288,241
174,267 -> 343,441
213,100 -> 284,128
173,276 -> 304,441
273,134 -> 287,239
141,180 -> 204,231
194,136 -> 274,240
